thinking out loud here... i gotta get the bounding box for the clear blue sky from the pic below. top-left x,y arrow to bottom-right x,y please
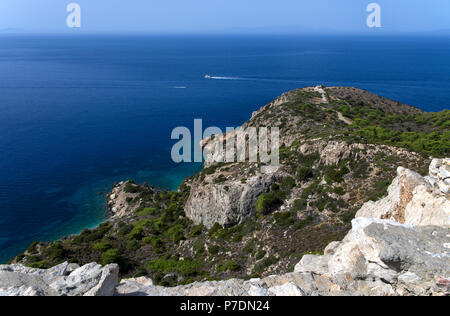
1,0 -> 449,34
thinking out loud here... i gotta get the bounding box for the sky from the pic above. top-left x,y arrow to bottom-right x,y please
0,0 -> 449,34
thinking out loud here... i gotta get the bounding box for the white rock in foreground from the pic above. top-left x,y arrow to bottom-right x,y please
0,262 -> 118,296
356,158 -> 450,227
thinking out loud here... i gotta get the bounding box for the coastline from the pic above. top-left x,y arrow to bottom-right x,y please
2,162 -> 202,264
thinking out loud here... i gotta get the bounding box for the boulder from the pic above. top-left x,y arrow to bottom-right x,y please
0,262 -> 118,297
50,263 -> 119,296
357,159 -> 450,227
0,272 -> 58,296
267,282 -> 306,296
294,255 -> 331,275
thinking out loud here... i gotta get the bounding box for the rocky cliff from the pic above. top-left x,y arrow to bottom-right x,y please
115,158 -> 450,296
2,159 -> 448,296
183,85 -> 446,229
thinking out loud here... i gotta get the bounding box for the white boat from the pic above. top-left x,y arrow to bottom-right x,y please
204,74 -> 212,79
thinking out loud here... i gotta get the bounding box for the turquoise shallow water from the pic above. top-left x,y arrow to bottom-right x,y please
0,34 -> 449,263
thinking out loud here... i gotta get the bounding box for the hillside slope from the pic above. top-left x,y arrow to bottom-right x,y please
2,158 -> 448,296
11,86 -> 449,287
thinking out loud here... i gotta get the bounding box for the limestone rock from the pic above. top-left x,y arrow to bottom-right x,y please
84,264 -> 119,296
50,263 -> 119,296
185,172 -> 278,228
268,282 -> 305,296
107,181 -> 141,218
0,272 -> 58,296
294,254 -> 331,275
328,217 -> 450,295
0,262 -> 118,297
320,141 -> 353,166
357,159 -> 450,227
427,158 -> 450,194
324,241 -> 341,255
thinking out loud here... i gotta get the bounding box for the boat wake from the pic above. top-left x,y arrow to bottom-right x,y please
204,74 -> 310,84
208,76 -> 242,80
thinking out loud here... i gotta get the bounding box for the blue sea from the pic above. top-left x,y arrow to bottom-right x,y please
0,35 -> 449,263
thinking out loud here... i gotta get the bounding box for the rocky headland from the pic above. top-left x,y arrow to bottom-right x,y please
3,86 -> 449,296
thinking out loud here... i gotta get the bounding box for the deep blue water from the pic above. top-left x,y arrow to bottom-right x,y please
0,35 -> 449,263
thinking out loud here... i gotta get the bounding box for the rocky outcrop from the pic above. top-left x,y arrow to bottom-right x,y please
428,158 -> 450,195
185,137 -> 424,229
115,218 -> 449,296
108,181 -> 141,218
116,159 -> 450,296
185,169 -> 279,228
356,158 -> 449,226
0,262 -> 118,296
325,218 -> 449,295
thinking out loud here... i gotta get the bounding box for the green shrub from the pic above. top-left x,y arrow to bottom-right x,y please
102,249 -> 122,265
274,211 -> 296,227
42,242 -> 68,261
333,186 -> 345,196
280,177 -> 296,193
214,174 -> 227,184
255,250 -> 266,260
127,220 -> 152,240
135,207 -> 159,217
92,241 -> 112,252
28,260 -> 51,269
26,242 -> 39,255
142,236 -> 164,249
193,240 -> 205,256
118,224 -> 134,237
297,166 -> 313,181
294,215 -> 314,230
208,245 -> 220,255
146,258 -> 199,277
232,234 -> 243,243
353,160 -> 370,178
243,241 -> 256,255
368,178 -> 392,201
189,224 -> 204,238
217,260 -> 240,272
126,240 -> 141,251
340,210 -> 357,223
164,224 -> 185,243
124,182 -> 140,193
255,192 -> 283,217
325,164 -> 349,184
208,223 -> 222,237
298,152 -> 320,168
127,226 -> 144,240
254,256 -> 278,274
292,199 -> 307,211
73,223 -> 112,243
301,181 -> 319,199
